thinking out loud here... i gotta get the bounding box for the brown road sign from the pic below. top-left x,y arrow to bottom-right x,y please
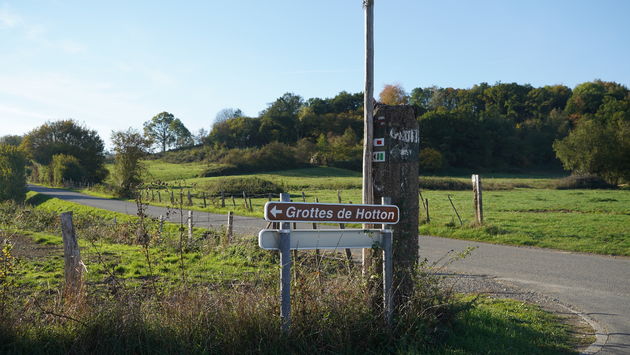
264,202 -> 399,224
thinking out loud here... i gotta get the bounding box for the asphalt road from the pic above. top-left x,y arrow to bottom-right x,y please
29,185 -> 630,354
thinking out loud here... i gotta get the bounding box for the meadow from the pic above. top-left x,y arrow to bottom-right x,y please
0,193 -> 587,353
96,162 -> 630,256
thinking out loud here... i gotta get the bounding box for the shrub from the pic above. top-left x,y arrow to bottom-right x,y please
111,129 -> 151,198
201,177 -> 284,196
420,148 -> 444,172
51,154 -> 85,186
554,175 -> 617,189
20,119 -> 108,183
0,145 -> 27,203
420,177 -> 470,190
198,164 -> 243,178
161,145 -> 212,163
198,142 -> 311,177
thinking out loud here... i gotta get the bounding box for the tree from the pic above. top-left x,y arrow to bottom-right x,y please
215,108 -> 243,123
208,116 -> 261,148
565,81 -> 607,118
0,144 -> 27,203
193,128 -> 208,145
553,119 -> 629,184
409,87 -> 433,113
20,120 -> 107,183
0,135 -> 22,146
259,93 -> 304,143
143,112 -> 192,152
51,154 -> 84,186
379,84 -> 408,105
111,129 -> 151,198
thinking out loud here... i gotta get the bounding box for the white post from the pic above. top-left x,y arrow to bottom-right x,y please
226,211 -> 234,245
187,210 -> 193,244
472,174 -> 484,224
279,193 -> 292,333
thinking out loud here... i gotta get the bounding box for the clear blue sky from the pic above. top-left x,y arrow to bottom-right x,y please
1,0 -> 629,147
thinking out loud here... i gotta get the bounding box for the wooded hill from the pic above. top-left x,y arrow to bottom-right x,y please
167,80 -> 629,183
6,80 -> 629,189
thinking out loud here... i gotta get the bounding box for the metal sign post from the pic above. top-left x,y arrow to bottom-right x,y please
381,197 -> 393,328
262,195 -> 397,332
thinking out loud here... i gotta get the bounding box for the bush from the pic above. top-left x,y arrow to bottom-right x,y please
555,175 -> 617,189
201,177 -> 284,196
198,142 -> 311,177
0,145 -> 27,203
329,159 -> 362,171
420,148 -> 444,172
161,145 -> 212,163
420,177 -> 470,190
198,164 -> 243,178
51,154 -> 85,186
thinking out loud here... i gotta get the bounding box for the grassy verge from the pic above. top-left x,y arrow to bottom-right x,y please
439,297 -> 581,354
0,198 -> 590,353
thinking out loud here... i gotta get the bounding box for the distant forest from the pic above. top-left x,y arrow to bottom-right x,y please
175,80 -> 628,182
5,80 -> 629,188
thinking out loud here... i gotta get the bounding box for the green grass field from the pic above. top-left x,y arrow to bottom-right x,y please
90,163 -> 630,256
1,195 -> 587,353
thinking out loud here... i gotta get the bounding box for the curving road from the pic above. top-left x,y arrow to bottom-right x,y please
29,185 -> 630,354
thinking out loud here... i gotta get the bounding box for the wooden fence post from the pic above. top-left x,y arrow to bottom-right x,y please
187,210 -> 193,245
231,195 -> 236,207
221,191 -> 225,207
157,190 -> 161,203
158,215 -> 164,241
226,211 -> 234,245
202,192 -> 207,208
242,191 -> 248,209
472,174 -> 484,225
447,195 -> 463,226
187,189 -> 193,206
60,212 -> 84,300
170,190 -> 174,204
425,198 -> 430,223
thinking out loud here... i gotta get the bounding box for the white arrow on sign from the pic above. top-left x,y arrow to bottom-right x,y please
270,205 -> 282,217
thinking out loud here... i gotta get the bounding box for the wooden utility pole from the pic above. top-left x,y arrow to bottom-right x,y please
362,0 -> 375,273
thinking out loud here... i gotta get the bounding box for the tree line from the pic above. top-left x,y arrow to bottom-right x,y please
1,79 -> 628,203
198,80 -> 629,183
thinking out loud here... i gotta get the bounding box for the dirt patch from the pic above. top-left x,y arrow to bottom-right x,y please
0,230 -> 62,259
